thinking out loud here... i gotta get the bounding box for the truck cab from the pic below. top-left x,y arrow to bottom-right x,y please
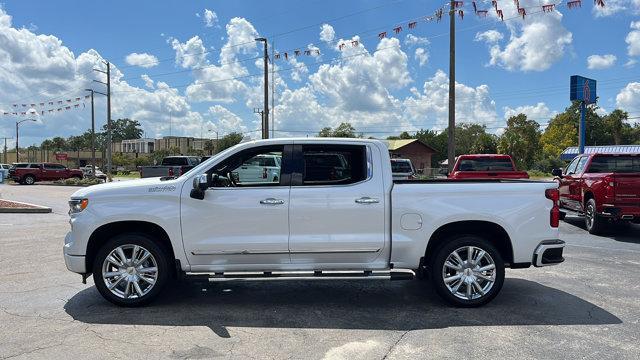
449,154 -> 529,180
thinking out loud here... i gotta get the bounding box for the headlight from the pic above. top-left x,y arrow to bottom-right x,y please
68,198 -> 89,215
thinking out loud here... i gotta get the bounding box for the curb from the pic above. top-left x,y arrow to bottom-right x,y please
0,199 -> 52,214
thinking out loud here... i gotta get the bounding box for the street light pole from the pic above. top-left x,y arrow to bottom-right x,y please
16,118 -> 36,163
447,0 -> 456,173
207,129 -> 219,154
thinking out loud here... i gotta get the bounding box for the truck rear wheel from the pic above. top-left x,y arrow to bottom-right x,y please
93,233 -> 170,307
23,175 -> 35,185
585,198 -> 605,235
430,235 -> 505,307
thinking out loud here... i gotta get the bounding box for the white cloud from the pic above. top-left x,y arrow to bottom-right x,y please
287,56 -> 308,82
415,48 -> 429,67
124,52 -> 159,68
616,82 -> 640,112
206,105 -> 248,135
203,9 -> 218,27
405,34 -> 429,47
625,58 -> 638,68
319,23 -> 335,43
402,70 -> 498,130
503,102 -> 557,123
593,0 -> 640,17
170,35 -> 208,69
587,54 -> 617,69
185,17 -> 258,103
141,74 -> 154,89
626,21 -> 640,57
486,8 -> 572,72
474,30 -> 504,44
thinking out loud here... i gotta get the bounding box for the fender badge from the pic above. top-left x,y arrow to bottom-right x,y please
148,185 -> 176,193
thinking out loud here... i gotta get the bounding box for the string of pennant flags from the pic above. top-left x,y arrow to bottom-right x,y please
2,95 -> 89,116
268,0 -> 605,60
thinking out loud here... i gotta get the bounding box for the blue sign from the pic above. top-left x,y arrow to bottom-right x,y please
570,75 -> 597,104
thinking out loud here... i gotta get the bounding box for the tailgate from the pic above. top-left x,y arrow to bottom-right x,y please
613,174 -> 640,205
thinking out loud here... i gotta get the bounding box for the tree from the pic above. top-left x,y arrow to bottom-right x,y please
470,132 -> 498,154
204,140 -> 216,155
111,152 -> 133,167
497,114 -> 541,170
318,123 -> 357,138
540,112 -> 576,158
102,118 -> 143,141
217,132 -> 244,152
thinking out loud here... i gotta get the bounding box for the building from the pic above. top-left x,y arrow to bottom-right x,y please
560,145 -> 640,161
384,139 -> 437,172
121,138 -> 155,153
154,136 -> 214,155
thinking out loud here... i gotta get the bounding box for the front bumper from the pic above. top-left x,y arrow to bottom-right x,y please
533,239 -> 565,267
64,253 -> 86,273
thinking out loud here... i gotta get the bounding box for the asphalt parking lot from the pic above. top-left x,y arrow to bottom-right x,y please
1,184 -> 639,359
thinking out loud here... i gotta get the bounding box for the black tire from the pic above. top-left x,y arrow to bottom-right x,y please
585,198 -> 606,235
430,235 -> 505,307
23,175 -> 35,185
93,233 -> 170,307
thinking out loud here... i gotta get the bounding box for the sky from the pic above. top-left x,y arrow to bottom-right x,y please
1,0 -> 640,148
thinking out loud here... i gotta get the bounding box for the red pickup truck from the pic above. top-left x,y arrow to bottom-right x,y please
448,154 -> 530,179
552,153 -> 640,233
9,163 -> 83,185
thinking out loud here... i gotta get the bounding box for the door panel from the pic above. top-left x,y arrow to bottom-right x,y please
288,144 -> 386,266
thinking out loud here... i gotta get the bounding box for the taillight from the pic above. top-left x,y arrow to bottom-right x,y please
168,168 -> 174,177
262,168 -> 268,179
545,188 -> 560,228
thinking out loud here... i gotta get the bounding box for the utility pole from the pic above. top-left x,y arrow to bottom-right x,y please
94,61 -> 112,181
16,119 -> 36,163
255,38 -> 269,139
271,38 -> 275,138
447,0 -> 456,173
1,137 -> 11,164
85,89 -> 105,177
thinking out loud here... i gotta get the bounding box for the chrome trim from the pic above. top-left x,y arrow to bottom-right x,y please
191,248 -> 382,256
533,240 -> 565,267
355,197 -> 380,204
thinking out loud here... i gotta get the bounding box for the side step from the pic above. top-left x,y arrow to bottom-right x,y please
560,209 -> 583,220
185,269 -> 415,283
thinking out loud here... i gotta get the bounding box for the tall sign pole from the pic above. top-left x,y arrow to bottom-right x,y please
447,1 -> 456,172
570,76 -> 597,155
255,37 -> 269,139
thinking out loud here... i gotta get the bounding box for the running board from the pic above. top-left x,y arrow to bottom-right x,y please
184,269 -> 415,282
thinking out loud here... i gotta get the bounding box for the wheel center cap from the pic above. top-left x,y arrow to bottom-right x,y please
463,268 -> 473,277
126,267 -> 136,275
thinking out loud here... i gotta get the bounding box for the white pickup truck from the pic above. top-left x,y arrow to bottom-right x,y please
64,138 -> 564,307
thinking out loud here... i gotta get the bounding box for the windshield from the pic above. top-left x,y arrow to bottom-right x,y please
391,160 -> 413,173
161,157 -> 188,166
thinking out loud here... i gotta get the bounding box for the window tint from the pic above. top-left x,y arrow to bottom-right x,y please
162,157 -> 188,166
14,163 -> 28,168
301,145 -> 367,186
391,160 -> 413,173
588,156 -> 640,173
458,157 -> 514,171
44,164 -> 65,170
210,145 -> 284,187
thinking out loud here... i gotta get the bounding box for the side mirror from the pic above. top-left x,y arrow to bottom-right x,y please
230,171 -> 240,184
551,168 -> 563,178
190,174 -> 209,200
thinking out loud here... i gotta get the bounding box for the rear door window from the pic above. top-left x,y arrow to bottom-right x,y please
299,145 -> 367,186
391,160 -> 413,173
162,157 -> 188,166
588,156 -> 640,173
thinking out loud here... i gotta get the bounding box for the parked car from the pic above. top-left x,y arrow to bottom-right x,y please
391,158 -> 416,180
448,154 -> 530,180
64,138 -> 563,307
552,153 -> 640,234
139,156 -> 201,178
9,163 -> 83,185
0,163 -> 10,181
81,166 -> 108,181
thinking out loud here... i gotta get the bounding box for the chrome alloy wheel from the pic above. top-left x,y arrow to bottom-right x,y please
586,203 -> 595,229
101,244 -> 158,299
442,246 -> 496,300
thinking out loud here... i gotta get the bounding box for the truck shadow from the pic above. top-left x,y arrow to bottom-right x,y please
563,216 -> 640,244
64,278 -> 620,338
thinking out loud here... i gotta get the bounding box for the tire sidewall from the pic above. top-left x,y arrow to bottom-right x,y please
430,235 -> 505,307
24,175 -> 35,185
92,233 -> 170,307
585,198 -> 602,234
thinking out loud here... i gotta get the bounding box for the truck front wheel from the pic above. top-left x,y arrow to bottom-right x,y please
430,235 -> 505,307
93,233 -> 170,307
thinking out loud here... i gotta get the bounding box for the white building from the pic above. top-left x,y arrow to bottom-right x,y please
121,138 -> 155,153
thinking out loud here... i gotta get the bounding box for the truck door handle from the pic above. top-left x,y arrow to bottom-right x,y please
355,197 -> 380,204
260,198 -> 285,205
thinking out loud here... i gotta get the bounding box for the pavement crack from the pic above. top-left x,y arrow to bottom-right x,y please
382,330 -> 410,360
